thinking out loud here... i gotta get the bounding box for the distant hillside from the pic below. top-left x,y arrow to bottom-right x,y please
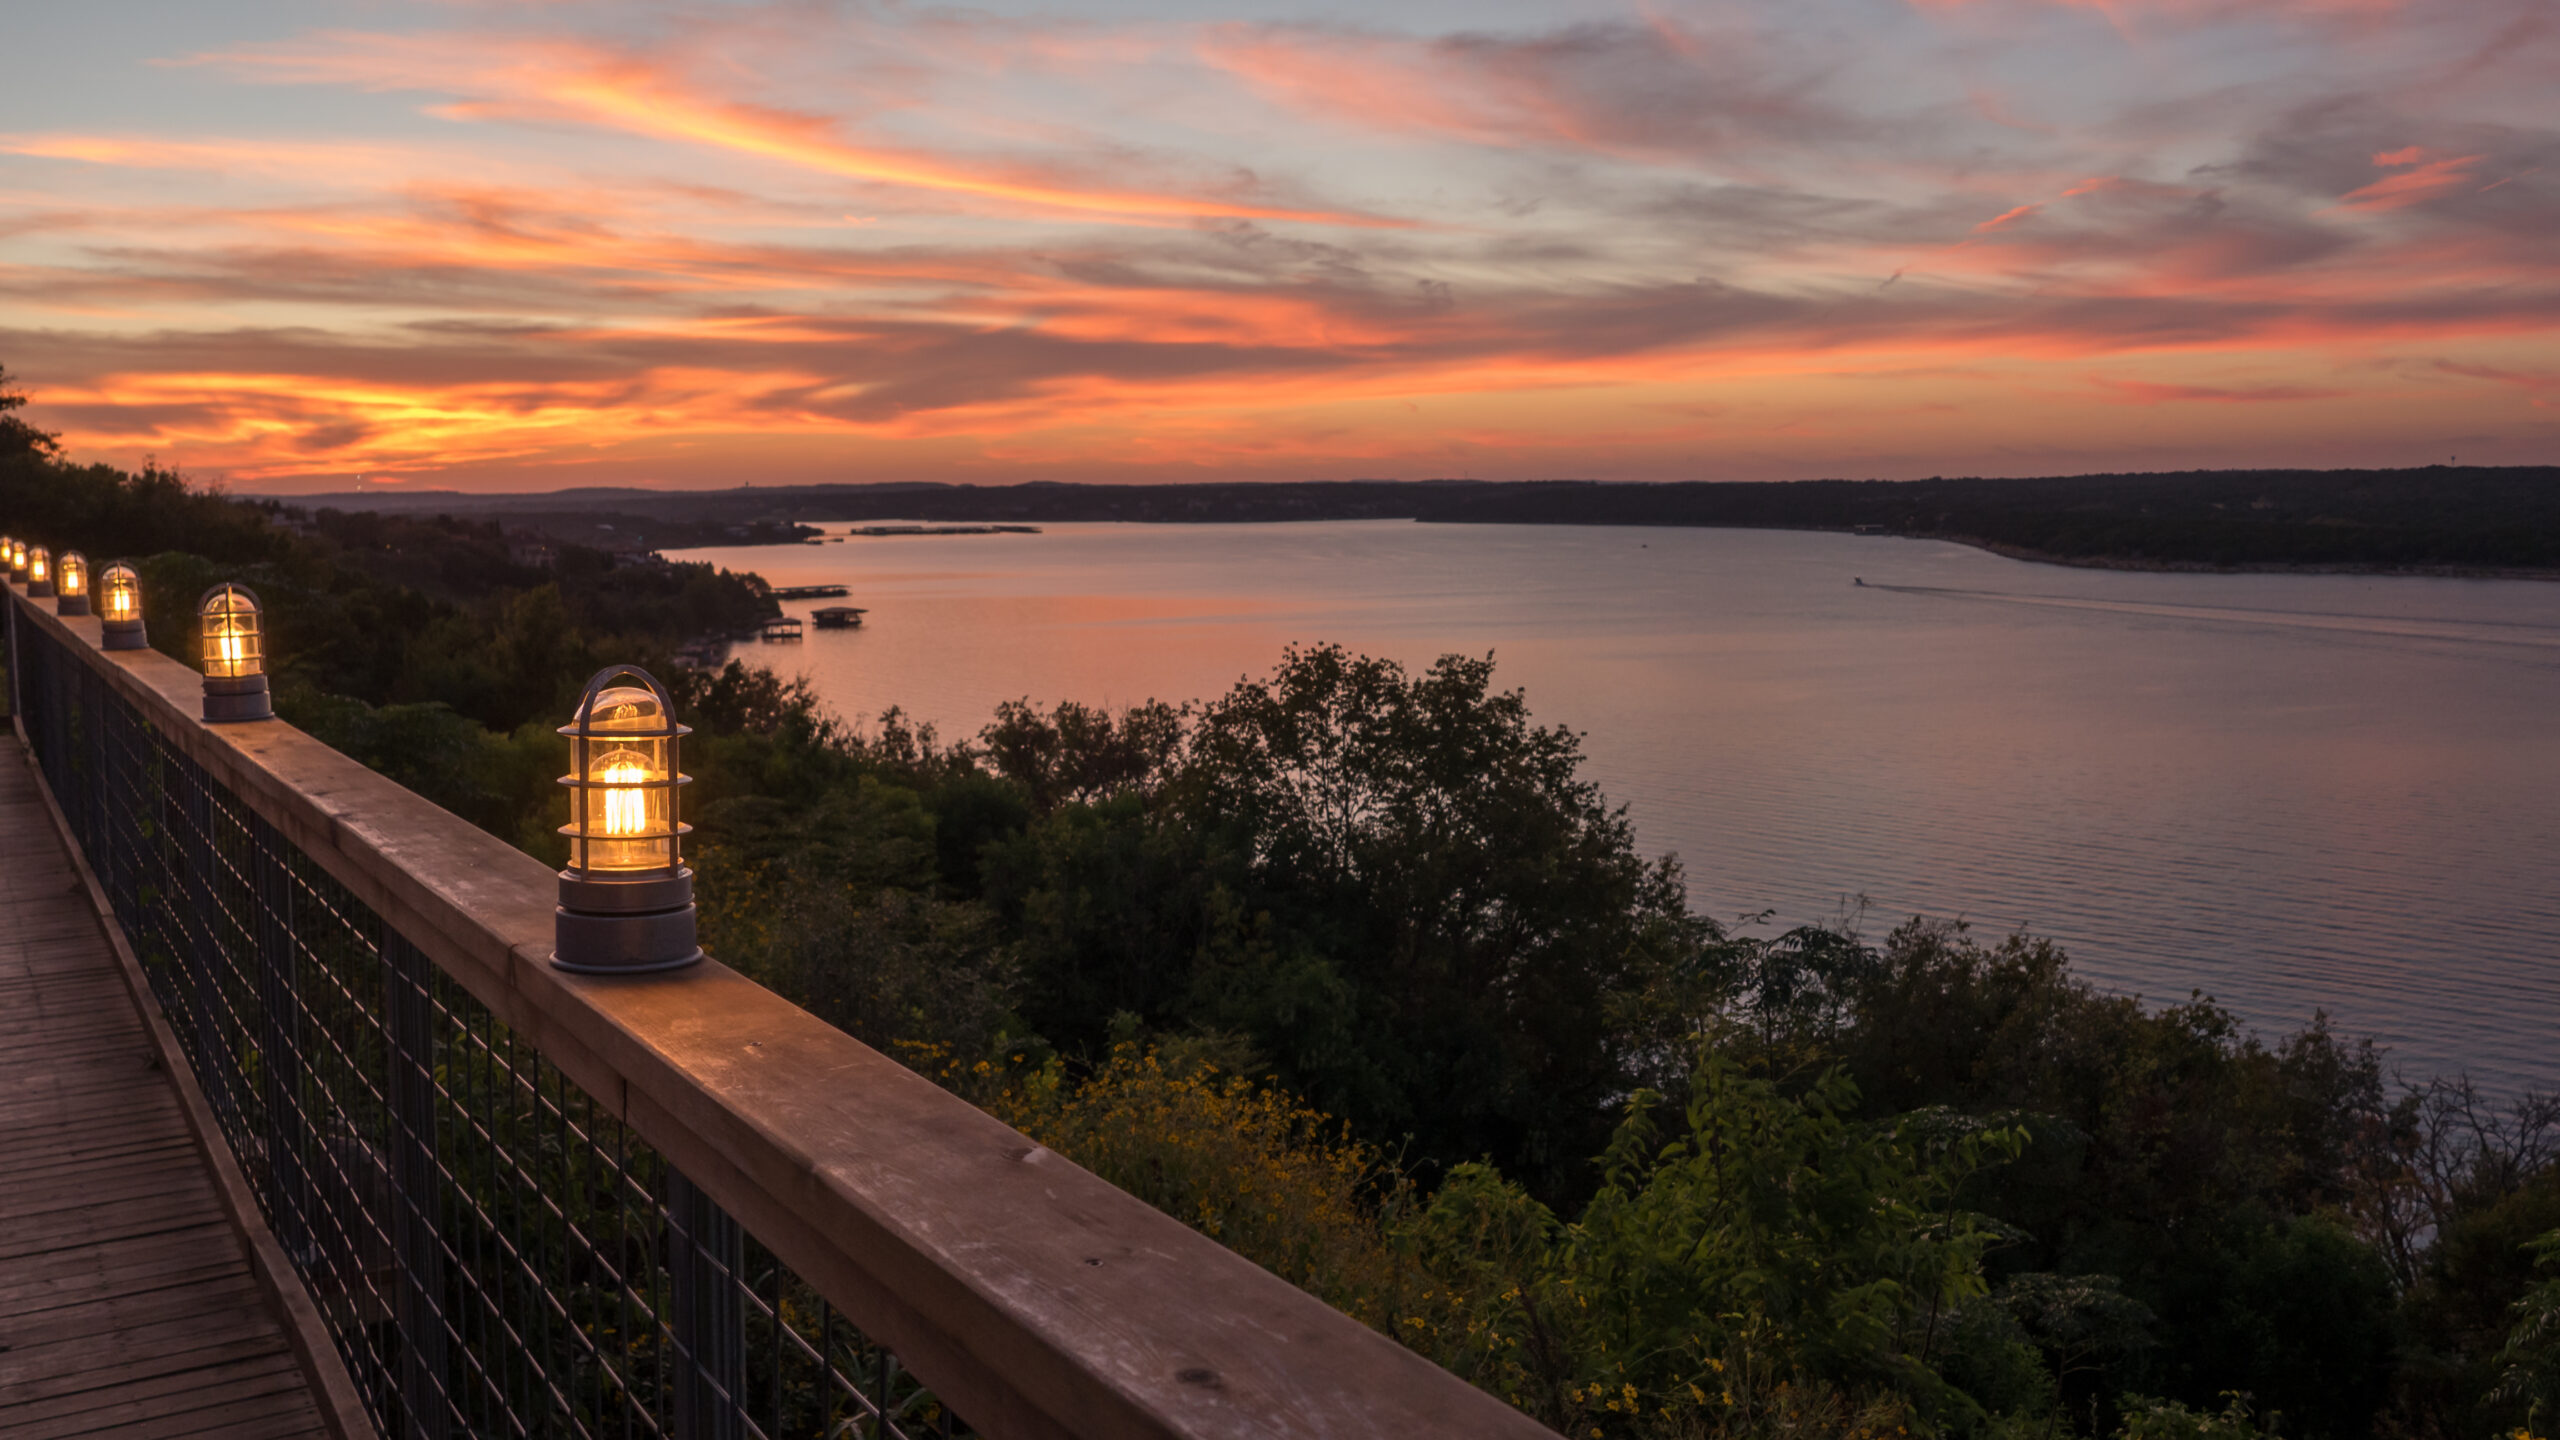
275,466 -> 2560,575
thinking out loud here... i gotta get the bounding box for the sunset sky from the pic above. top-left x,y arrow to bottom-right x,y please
4,0 -> 2553,493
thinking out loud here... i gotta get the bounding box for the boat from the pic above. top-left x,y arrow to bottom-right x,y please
812,606 -> 868,629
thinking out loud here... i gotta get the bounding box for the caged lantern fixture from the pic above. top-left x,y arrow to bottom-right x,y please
6,538 -> 24,583
552,665 -> 702,973
54,551 -> 89,616
98,562 -> 147,649
26,545 -> 52,598
198,583 -> 273,722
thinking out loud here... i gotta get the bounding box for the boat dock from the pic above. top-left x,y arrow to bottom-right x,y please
768,584 -> 848,600
812,606 -> 866,629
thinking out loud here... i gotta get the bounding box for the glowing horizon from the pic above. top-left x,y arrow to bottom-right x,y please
2,0 -> 2551,494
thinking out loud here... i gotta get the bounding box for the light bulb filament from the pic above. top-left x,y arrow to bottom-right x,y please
600,760 -> 650,836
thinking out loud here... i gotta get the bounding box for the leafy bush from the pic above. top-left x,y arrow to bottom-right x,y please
2497,1231 -> 2560,1433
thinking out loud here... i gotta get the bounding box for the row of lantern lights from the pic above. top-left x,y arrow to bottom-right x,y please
2,531 -> 698,973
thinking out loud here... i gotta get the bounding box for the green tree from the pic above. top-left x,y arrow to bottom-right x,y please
1174,644 -> 1714,1199
2495,1230 -> 2560,1435
977,647 -> 1713,1201
1403,1056 -> 2028,1436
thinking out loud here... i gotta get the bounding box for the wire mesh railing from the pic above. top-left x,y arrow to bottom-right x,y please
7,602 -> 968,1440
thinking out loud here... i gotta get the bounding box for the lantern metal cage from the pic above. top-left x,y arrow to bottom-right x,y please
6,539 -> 24,582
553,664 -> 701,973
98,561 -> 147,650
198,582 -> 273,722
54,550 -> 89,616
25,545 -> 51,598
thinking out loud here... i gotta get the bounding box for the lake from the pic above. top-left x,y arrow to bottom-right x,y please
668,522 -> 2560,1095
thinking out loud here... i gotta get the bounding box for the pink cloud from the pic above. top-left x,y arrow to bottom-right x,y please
2337,150 -> 2485,211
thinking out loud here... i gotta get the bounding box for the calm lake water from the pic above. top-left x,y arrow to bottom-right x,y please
670,522 -> 2560,1095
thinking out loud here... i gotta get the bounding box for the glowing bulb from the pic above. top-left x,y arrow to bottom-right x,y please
600,759 -> 650,837
107,587 -> 134,619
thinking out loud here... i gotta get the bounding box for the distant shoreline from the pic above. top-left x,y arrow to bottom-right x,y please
279,465 -> 2560,579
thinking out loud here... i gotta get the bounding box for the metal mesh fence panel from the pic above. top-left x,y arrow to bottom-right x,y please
8,609 -> 967,1440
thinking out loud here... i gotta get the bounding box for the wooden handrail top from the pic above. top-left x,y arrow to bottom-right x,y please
4,586 -> 1559,1440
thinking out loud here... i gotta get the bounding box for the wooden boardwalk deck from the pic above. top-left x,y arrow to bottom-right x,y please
0,744 -> 332,1438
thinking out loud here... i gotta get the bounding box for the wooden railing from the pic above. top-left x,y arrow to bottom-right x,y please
4,580 -> 1557,1440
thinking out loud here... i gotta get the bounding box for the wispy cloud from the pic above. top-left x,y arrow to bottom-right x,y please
2336,148 -> 2486,210
193,30 -> 1397,227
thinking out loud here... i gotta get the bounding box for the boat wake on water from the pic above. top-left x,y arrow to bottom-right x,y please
1863,582 -> 2560,654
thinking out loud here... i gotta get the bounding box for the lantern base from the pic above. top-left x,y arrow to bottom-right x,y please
559,867 -> 693,915
57,596 -> 90,616
101,621 -> 148,651
203,675 -> 273,723
552,903 -> 702,974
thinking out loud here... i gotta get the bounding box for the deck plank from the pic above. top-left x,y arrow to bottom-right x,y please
0,744 -> 331,1438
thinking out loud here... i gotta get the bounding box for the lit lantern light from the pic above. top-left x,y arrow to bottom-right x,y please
26,545 -> 51,598
553,665 -> 701,973
99,562 -> 147,650
5,538 -> 23,582
198,583 -> 274,723
55,551 -> 89,616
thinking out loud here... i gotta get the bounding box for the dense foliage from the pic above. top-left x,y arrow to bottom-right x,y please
7,375 -> 2556,1440
677,653 -> 2558,1440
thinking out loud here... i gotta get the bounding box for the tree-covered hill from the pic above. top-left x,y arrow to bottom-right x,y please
293,466 -> 2560,575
